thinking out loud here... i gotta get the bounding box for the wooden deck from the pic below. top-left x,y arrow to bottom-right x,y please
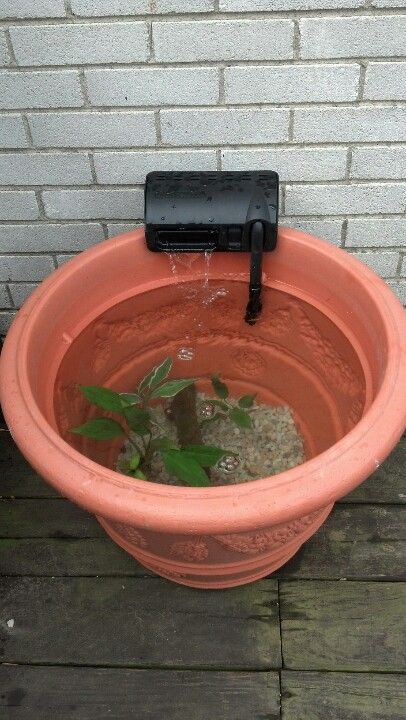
1,415 -> 405,719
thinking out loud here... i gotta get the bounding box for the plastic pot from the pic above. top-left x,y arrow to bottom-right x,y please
1,227 -> 405,588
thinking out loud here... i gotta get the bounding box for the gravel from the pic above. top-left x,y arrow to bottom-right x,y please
117,393 -> 306,486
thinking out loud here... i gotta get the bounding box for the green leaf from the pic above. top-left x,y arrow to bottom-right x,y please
162,450 -> 210,487
70,417 -> 125,440
238,394 -> 256,409
211,374 -> 229,400
120,392 -> 142,406
133,468 -> 147,480
230,407 -> 253,429
79,385 -> 125,413
181,444 -> 227,467
151,378 -> 195,399
123,406 -> 150,434
211,399 -> 229,412
138,357 -> 173,393
128,453 -> 141,470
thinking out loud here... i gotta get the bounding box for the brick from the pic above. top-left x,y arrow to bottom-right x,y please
364,62 -> 406,101
28,111 -> 156,148
0,284 -> 11,307
71,0 -> 149,14
107,223 -> 142,236
401,257 -> 406,277
85,67 -> 219,107
0,115 -> 29,149
0,153 -> 92,186
8,283 -> 38,307
285,183 -> 406,216
0,70 -> 82,110
42,189 -> 144,219
220,1 -> 363,8
153,0 -> 214,10
0,32 -> 10,67
161,108 -> 289,146
9,22 -> 149,66
0,192 -> 39,220
346,218 -> 406,247
222,147 -> 347,181
348,250 -> 399,278
0,1 -> 66,18
300,16 -> 406,59
71,0 -> 214,14
0,223 -> 104,252
225,64 -> 359,104
153,20 -> 293,62
281,217 -> 343,245
94,150 -> 217,184
0,311 -> 16,334
371,0 -> 405,6
294,107 -> 406,143
351,146 -> 406,180
56,254 -> 77,266
0,255 -> 54,281
386,281 -> 406,305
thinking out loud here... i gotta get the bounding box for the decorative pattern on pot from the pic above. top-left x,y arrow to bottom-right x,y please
232,349 -> 266,377
348,398 -> 365,429
169,538 -> 209,562
54,381 -> 87,440
295,306 -> 361,398
108,521 -> 148,548
213,510 -> 321,555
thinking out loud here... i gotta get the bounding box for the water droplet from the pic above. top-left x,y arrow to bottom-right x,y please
177,347 -> 194,361
161,216 -> 165,221
218,455 -> 240,474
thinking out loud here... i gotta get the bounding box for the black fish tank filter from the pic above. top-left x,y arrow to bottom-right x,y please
144,171 -> 279,325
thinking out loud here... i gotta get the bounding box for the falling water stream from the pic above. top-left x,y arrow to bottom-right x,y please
165,250 -> 229,362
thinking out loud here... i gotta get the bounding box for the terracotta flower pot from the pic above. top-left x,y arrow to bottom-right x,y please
1,227 -> 405,588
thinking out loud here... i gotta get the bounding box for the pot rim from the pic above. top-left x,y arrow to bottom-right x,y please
1,227 -> 405,534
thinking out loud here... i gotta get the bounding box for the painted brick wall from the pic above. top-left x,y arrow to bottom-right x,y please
0,1 -> 405,333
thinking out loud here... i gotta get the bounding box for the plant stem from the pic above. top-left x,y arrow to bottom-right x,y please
127,433 -> 143,457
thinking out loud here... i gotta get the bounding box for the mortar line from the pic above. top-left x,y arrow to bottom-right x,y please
4,284 -> 14,308
293,19 -> 301,61
154,110 -> 162,146
78,69 -> 91,107
87,152 -> 98,185
3,57 -> 406,72
341,219 -> 348,248
357,61 -> 368,102
64,0 -> 74,19
147,20 -> 154,63
21,115 -> 34,147
3,27 -> 17,66
0,6 -> 404,25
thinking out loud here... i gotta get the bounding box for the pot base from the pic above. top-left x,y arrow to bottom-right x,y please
97,504 -> 333,589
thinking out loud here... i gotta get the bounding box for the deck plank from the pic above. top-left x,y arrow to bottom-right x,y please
280,580 -> 406,671
0,577 -> 281,669
1,504 -> 404,581
276,504 -> 405,580
281,671 -> 406,720
0,666 -> 280,720
0,431 -> 57,498
0,499 -> 102,538
340,436 -> 405,505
